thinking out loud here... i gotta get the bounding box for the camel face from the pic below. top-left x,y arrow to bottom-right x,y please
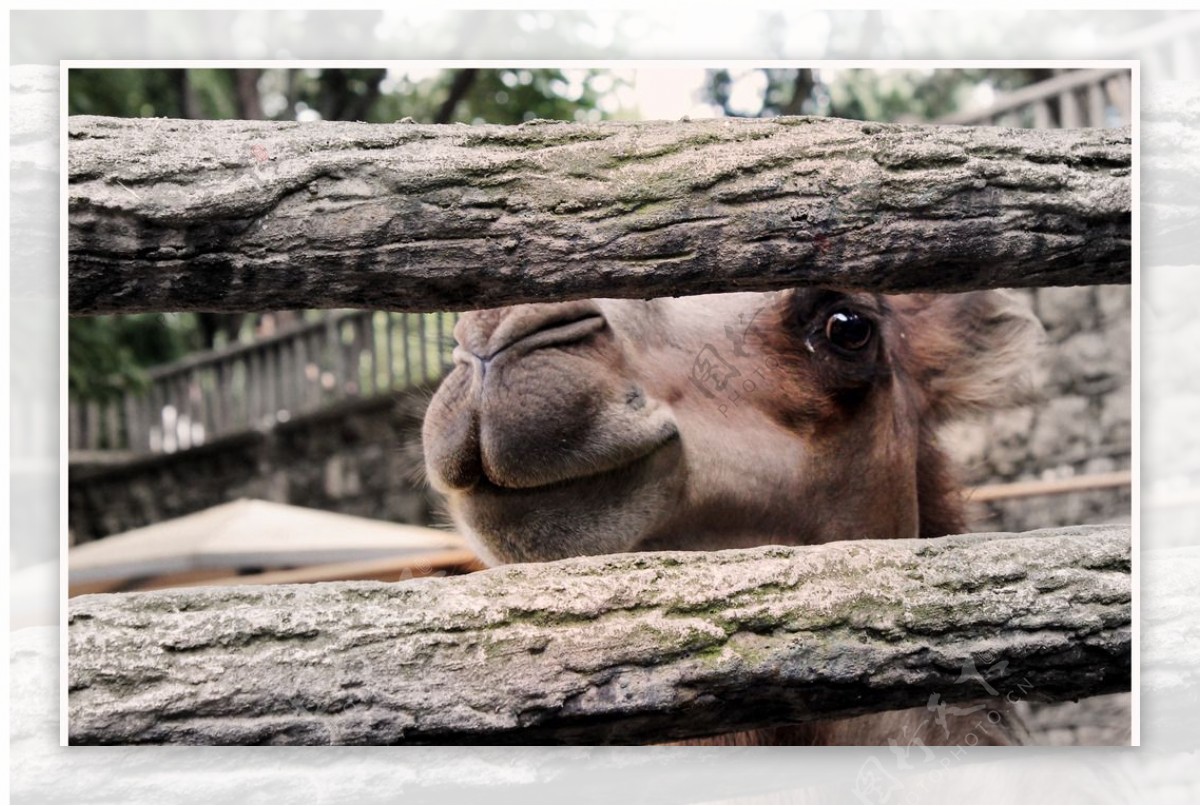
423,289 -> 1041,565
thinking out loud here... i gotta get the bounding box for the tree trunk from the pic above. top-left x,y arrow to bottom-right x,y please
435,68 -> 478,124
231,69 -> 264,121
68,525 -> 1130,745
67,115 -> 1130,315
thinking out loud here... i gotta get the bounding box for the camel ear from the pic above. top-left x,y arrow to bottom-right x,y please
889,290 -> 1045,423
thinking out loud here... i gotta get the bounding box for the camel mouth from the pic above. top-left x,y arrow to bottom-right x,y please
445,430 -> 685,564
476,424 -> 681,494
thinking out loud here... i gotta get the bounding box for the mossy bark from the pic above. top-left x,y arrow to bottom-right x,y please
68,115 -> 1131,315
68,525 -> 1130,745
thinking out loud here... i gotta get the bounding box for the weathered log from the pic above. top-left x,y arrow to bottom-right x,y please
68,115 -> 1131,315
68,524 -> 1131,745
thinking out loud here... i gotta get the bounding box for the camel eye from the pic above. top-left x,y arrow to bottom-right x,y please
824,310 -> 873,352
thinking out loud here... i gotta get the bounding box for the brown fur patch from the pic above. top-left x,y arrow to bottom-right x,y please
888,291 -> 1044,423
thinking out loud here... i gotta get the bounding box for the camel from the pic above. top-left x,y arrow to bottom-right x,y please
421,287 -> 1043,746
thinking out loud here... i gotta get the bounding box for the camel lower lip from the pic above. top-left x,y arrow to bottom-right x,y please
447,428 -> 684,564
476,428 -> 679,495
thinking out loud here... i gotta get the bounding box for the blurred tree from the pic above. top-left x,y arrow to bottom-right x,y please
69,69 -> 187,118
68,314 -> 201,402
69,67 -> 613,124
365,67 -> 614,124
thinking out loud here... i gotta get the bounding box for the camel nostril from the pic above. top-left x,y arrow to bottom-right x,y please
454,301 -> 606,361
626,386 -> 646,410
486,312 -> 605,359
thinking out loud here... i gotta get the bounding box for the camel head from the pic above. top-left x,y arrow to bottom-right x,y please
422,289 -> 1042,565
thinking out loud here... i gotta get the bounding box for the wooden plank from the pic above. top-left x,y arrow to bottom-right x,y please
402,313 -> 412,388
282,339 -> 296,418
1060,88 -> 1083,128
363,312 -> 375,394
264,344 -> 277,423
211,362 -> 227,438
418,313 -> 428,382
1088,81 -> 1107,127
136,392 -> 152,453
147,381 -> 163,452
327,316 -> 344,403
191,368 -> 208,445
68,525 -> 1131,745
85,401 -> 101,451
1033,99 -> 1052,129
180,549 -> 485,589
384,312 -> 395,391
68,402 -> 83,451
435,311 -> 445,376
174,373 -> 191,450
104,400 -> 121,450
966,470 -> 1132,503
247,350 -> 262,429
68,116 -> 1133,316
303,332 -> 320,411
122,392 -> 141,453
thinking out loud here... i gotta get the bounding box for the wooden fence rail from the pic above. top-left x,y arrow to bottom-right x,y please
67,525 -> 1130,745
68,115 -> 1131,316
68,309 -> 458,453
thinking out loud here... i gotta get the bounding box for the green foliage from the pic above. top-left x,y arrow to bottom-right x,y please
360,68 -> 615,124
68,69 -> 186,118
69,67 -> 615,125
68,314 -> 201,402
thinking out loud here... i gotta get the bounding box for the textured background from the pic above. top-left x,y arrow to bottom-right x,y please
11,7 -> 1199,804
948,285 -> 1132,533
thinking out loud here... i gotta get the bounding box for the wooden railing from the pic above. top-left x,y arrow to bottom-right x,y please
936,67 -> 1132,128
68,310 -> 458,454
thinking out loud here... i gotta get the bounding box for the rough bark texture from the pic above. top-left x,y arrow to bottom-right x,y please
68,524 -> 1130,745
68,115 -> 1131,315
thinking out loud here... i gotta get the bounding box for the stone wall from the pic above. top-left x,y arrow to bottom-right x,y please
945,285 -> 1133,532
68,391 -> 436,544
